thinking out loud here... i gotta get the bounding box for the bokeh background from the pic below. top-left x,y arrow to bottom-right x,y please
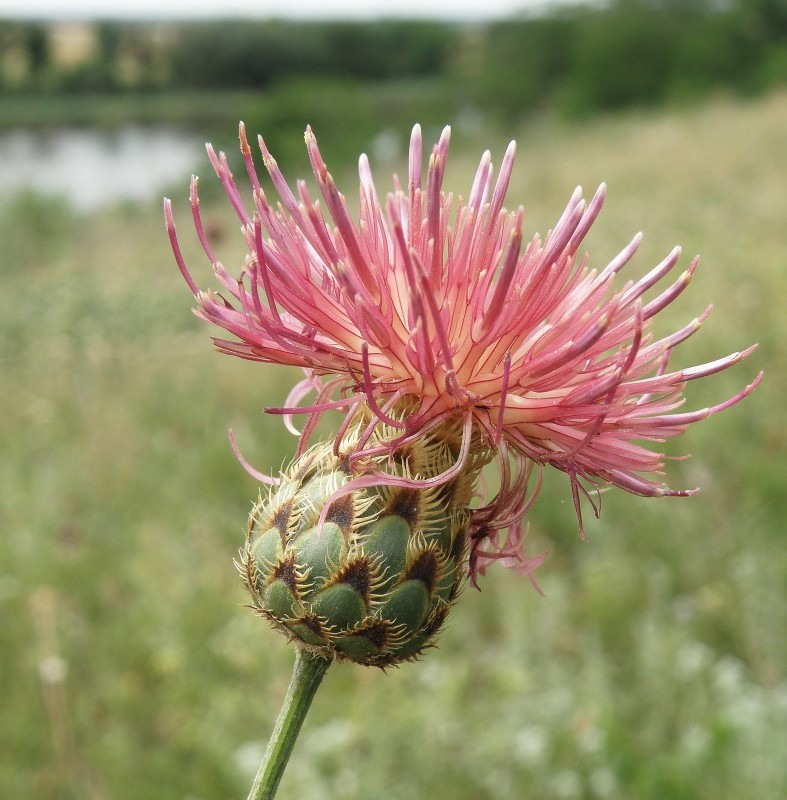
1,2 -> 785,798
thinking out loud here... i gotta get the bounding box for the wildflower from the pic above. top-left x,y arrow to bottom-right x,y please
165,124 -> 759,663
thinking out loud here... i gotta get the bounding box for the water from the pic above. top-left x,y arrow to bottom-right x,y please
0,126 -> 204,213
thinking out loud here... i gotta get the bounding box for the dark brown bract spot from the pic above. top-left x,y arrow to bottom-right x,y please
336,557 -> 371,604
272,499 -> 294,544
387,487 -> 421,529
390,443 -> 412,467
299,613 -> 325,639
273,554 -> 299,592
356,620 -> 390,649
325,494 -> 354,538
405,550 -> 438,594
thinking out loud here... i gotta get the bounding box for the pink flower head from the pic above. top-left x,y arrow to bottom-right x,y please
165,123 -> 760,582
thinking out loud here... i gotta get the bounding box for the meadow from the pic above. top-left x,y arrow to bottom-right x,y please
1,89 -> 785,800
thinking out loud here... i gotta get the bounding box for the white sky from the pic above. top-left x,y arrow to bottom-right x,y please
0,0 -> 580,22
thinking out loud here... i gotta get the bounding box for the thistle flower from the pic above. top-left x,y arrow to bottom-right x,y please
165,123 -> 759,664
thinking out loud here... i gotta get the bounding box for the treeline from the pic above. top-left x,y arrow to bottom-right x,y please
1,0 -> 785,122
0,19 -> 454,92
472,0 -> 787,119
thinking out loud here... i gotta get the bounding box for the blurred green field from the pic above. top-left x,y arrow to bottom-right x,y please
1,90 -> 785,800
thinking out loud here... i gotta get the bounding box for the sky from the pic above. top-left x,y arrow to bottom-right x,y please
1,0 -> 580,22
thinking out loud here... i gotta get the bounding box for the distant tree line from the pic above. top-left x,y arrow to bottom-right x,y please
1,0 -> 785,120
470,0 -> 787,119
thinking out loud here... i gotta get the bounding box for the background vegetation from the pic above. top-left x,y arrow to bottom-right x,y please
2,87 -> 784,800
2,0 -> 787,145
1,1 -> 785,798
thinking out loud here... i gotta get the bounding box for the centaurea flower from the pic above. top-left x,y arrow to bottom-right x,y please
166,122 -> 760,799
166,123 -> 759,597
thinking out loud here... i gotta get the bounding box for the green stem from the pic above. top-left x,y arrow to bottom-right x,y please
246,647 -> 332,800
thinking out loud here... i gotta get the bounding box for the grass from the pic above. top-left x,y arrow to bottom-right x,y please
1,89 -> 785,800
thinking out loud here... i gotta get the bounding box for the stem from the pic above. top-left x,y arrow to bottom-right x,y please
247,647 -> 332,800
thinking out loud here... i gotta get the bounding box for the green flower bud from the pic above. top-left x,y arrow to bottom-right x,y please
240,408 -> 491,667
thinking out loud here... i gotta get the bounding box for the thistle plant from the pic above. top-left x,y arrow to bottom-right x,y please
165,123 -> 760,798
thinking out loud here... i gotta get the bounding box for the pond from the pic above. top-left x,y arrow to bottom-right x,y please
0,126 -> 204,213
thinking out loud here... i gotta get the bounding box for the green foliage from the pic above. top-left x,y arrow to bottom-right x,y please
169,21 -> 331,91
1,92 -> 785,798
235,77 -> 462,170
558,4 -> 678,117
470,0 -> 787,119
168,19 -> 454,89
467,16 -> 576,120
320,20 -> 453,80
2,3 -> 787,120
0,191 -> 75,274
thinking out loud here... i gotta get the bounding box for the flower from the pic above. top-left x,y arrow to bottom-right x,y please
165,123 -> 760,583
